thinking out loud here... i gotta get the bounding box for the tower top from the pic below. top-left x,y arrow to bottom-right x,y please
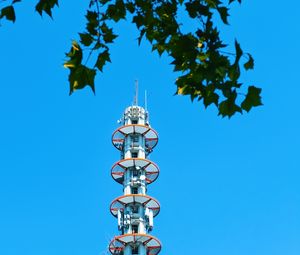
120,81 -> 149,126
123,105 -> 148,126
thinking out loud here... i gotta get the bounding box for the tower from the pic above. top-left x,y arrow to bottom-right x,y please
109,102 -> 161,255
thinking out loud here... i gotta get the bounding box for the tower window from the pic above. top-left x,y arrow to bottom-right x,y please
132,246 -> 139,254
132,187 -> 138,194
132,135 -> 139,143
132,225 -> 138,234
132,169 -> 139,177
132,205 -> 139,213
132,119 -> 138,124
131,152 -> 138,158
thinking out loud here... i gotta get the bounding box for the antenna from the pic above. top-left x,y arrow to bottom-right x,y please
145,90 -> 148,111
134,80 -> 138,105
145,90 -> 150,124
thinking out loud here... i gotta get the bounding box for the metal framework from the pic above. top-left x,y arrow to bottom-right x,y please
111,158 -> 159,184
109,234 -> 161,255
109,105 -> 161,255
112,124 -> 158,153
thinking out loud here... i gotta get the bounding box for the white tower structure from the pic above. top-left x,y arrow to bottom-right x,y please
109,101 -> 161,255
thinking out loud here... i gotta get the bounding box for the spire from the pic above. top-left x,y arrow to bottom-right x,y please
134,80 -> 138,106
144,90 -> 148,111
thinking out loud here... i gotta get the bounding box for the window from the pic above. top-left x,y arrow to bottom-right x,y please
132,169 -> 139,177
131,152 -> 138,158
132,187 -> 138,194
132,205 -> 139,213
132,135 -> 139,143
132,246 -> 139,254
132,225 -> 138,234
132,119 -> 138,124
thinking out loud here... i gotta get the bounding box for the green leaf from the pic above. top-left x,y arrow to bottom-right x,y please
106,0 -> 126,22
205,0 -> 220,8
229,63 -> 240,81
0,6 -> 16,23
132,14 -> 144,29
95,50 -> 111,72
35,0 -> 58,18
218,90 -> 242,117
152,43 -> 166,56
68,65 -> 96,95
63,41 -> 83,69
86,10 -> 98,23
241,86 -> 262,112
244,53 -> 254,70
203,92 -> 219,107
125,2 -> 135,13
217,6 -> 229,24
99,0 -> 111,4
218,99 -> 242,118
101,23 -> 118,43
185,1 -> 209,18
234,39 -> 243,64
203,85 -> 219,107
79,33 -> 94,47
137,28 -> 146,45
86,10 -> 99,36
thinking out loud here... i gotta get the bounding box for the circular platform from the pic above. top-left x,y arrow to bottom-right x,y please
111,158 -> 159,184
109,233 -> 161,255
112,124 -> 158,152
110,194 -> 160,217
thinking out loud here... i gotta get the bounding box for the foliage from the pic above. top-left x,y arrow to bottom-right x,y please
0,0 -> 262,117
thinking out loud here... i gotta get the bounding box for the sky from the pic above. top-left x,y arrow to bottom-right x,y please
0,1 -> 299,255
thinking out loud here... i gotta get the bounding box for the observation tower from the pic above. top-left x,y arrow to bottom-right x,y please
109,98 -> 161,255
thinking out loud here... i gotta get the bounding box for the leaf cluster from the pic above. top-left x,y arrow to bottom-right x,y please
0,0 -> 20,23
63,0 -> 262,117
1,0 -> 262,117
64,1 -> 117,94
0,0 -> 58,23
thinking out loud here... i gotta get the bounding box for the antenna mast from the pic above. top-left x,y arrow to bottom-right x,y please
134,80 -> 139,105
145,90 -> 148,111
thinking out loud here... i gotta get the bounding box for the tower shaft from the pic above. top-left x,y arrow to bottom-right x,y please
110,105 -> 161,255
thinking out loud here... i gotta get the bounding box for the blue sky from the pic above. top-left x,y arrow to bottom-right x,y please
0,1 -> 299,255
